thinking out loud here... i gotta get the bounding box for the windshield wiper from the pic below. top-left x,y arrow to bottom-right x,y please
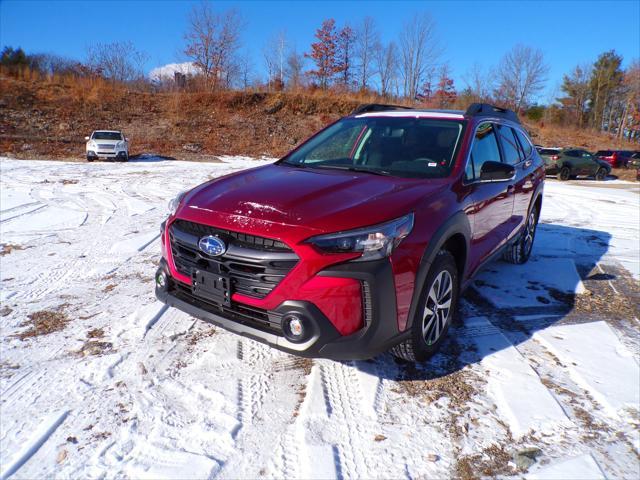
311,165 -> 393,176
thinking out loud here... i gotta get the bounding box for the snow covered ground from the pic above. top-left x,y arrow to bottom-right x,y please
1,157 -> 638,479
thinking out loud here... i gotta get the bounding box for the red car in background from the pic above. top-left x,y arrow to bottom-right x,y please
155,103 -> 545,362
594,150 -> 634,168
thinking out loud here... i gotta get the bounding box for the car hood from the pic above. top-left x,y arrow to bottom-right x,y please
90,139 -> 121,144
178,164 -> 446,234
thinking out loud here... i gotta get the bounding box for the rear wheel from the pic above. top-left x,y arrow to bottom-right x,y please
390,250 -> 459,362
558,167 -> 571,181
504,204 -> 539,264
595,168 -> 607,181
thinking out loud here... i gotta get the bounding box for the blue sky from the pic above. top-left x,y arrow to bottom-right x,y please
2,0 -> 639,102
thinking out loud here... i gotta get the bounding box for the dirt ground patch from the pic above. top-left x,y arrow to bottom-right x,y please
16,306 -> 71,340
1,243 -> 28,256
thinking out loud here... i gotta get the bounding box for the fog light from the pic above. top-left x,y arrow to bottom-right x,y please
288,316 -> 303,336
283,314 -> 309,342
156,270 -> 167,288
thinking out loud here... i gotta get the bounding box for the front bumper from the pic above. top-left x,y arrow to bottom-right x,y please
87,150 -> 128,159
155,257 -> 407,360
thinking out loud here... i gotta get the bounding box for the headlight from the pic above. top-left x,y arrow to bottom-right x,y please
306,213 -> 414,262
116,141 -> 125,148
168,190 -> 187,216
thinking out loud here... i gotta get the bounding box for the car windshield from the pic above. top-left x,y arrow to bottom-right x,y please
280,117 -> 466,179
92,131 -> 122,140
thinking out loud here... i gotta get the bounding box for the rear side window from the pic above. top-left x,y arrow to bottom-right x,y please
466,122 -> 501,181
497,125 -> 522,165
539,148 -> 560,155
515,130 -> 533,157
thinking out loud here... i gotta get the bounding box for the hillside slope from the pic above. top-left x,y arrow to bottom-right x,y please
1,75 -> 635,164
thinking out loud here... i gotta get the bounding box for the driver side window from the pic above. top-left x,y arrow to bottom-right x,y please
466,122 -> 501,181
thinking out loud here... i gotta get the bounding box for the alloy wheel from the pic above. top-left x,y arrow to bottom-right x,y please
422,270 -> 453,345
523,209 -> 537,258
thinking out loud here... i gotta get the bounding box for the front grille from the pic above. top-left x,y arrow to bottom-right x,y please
171,281 -> 283,335
173,219 -> 292,252
169,220 -> 298,299
97,144 -> 115,150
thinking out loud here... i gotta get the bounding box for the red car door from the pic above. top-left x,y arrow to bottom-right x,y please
464,122 -> 515,275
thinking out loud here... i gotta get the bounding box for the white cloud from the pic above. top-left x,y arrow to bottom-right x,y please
149,62 -> 201,81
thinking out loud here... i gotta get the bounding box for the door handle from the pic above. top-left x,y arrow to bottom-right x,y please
524,160 -> 532,168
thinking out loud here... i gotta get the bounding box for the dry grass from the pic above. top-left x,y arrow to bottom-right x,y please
2,73 -> 636,175
525,121 -> 635,152
455,444 -> 517,480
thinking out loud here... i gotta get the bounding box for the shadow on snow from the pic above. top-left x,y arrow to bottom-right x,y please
355,222 -> 612,381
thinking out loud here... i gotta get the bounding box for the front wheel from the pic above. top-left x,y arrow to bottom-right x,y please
595,168 -> 607,181
504,205 -> 539,264
558,167 -> 571,181
390,250 -> 459,362
86,155 -> 95,162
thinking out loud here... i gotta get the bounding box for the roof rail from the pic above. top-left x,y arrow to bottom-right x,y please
465,103 -> 519,123
351,103 -> 413,115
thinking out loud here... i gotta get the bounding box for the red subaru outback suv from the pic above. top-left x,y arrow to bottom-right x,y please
155,103 -> 544,362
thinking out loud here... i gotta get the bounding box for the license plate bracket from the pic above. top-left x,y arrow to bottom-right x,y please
192,270 -> 231,306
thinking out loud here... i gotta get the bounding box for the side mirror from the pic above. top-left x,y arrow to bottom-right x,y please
479,161 -> 515,182
84,136 -> 90,141
125,137 -> 129,142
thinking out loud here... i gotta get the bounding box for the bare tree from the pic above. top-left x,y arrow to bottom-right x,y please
285,47 -> 305,90
237,50 -> 253,90
375,41 -> 398,97
495,44 -> 549,113
336,24 -> 356,89
618,60 -> 640,140
462,62 -> 495,103
355,16 -> 379,91
86,41 -> 148,82
264,31 -> 287,89
183,2 -> 243,90
398,13 -> 441,99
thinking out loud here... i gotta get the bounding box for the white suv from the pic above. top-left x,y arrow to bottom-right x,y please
85,130 -> 129,162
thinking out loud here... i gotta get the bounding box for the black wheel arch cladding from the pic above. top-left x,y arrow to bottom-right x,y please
405,211 -> 471,330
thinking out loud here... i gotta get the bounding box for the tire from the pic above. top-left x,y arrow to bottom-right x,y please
558,167 -> 570,181
87,155 -> 94,162
390,250 -> 459,362
595,168 -> 607,181
504,204 -> 539,264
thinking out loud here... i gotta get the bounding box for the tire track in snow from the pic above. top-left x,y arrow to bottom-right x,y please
316,361 -> 377,479
0,410 -> 70,480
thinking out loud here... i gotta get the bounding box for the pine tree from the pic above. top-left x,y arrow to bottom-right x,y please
588,50 -> 623,130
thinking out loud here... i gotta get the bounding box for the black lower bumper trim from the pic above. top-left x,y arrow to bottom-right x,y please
155,257 -> 407,360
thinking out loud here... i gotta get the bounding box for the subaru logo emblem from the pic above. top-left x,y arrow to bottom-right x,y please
198,235 -> 226,256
